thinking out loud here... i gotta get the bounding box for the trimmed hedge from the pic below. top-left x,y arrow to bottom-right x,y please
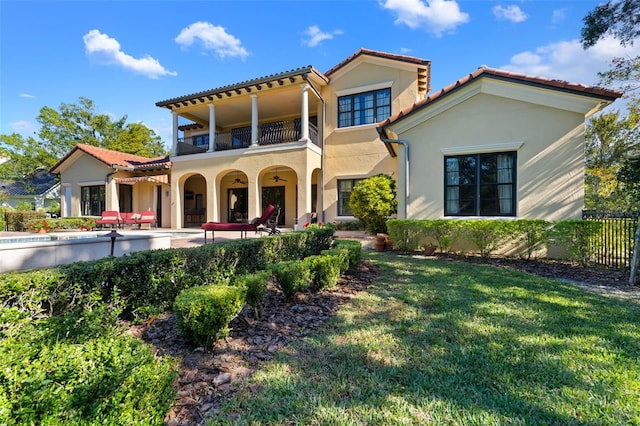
174,285 -> 246,347
305,255 -> 342,291
269,261 -> 311,300
0,226 -> 336,322
232,271 -> 271,318
386,218 -> 603,264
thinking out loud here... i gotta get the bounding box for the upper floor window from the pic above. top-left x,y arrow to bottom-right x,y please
444,152 -> 516,216
338,88 -> 391,128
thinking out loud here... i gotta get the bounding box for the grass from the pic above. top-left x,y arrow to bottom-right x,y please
210,252 -> 640,425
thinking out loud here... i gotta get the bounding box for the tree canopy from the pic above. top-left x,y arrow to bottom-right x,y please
581,0 -> 640,48
0,97 -> 168,181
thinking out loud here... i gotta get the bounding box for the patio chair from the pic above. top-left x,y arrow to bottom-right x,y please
137,211 -> 157,228
258,207 -> 281,235
95,211 -> 121,229
201,204 -> 276,243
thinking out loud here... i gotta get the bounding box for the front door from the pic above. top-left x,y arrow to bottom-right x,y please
118,184 -> 133,213
262,186 -> 285,226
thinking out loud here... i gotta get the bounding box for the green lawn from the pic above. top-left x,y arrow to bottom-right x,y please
210,252 -> 640,425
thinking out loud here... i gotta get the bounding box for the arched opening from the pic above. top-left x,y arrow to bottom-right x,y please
183,174 -> 206,227
219,170 -> 249,223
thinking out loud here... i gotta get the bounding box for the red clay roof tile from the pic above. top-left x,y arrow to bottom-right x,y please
50,143 -> 171,173
379,66 -> 624,127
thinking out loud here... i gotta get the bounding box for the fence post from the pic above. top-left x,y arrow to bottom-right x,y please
630,215 -> 640,286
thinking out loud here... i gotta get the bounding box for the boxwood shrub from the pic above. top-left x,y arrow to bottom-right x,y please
305,254 -> 342,291
232,271 -> 271,318
174,285 -> 246,348
269,261 -> 311,300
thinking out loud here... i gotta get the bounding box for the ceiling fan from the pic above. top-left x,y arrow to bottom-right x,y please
272,168 -> 287,182
232,172 -> 246,185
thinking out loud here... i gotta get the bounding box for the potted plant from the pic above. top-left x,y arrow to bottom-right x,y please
29,219 -> 52,234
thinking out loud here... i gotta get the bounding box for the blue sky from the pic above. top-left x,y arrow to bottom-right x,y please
2,0 -> 639,149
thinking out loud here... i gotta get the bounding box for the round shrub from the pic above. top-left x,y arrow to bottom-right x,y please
232,271 -> 270,317
174,285 -> 245,348
269,261 -> 311,300
305,255 -> 341,291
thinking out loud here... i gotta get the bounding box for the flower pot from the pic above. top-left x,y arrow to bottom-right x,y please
375,233 -> 388,252
38,228 -> 47,234
423,245 -> 437,256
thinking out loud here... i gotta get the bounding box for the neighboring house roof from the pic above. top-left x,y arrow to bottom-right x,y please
156,66 -> 328,108
324,47 -> 431,77
379,66 -> 623,128
0,170 -> 58,197
50,143 -> 171,174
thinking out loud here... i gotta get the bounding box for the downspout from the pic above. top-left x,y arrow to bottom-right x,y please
376,127 -> 409,219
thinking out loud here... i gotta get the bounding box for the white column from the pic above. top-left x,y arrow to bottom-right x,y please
300,84 -> 309,142
208,103 -> 216,152
251,94 -> 259,146
172,111 -> 179,155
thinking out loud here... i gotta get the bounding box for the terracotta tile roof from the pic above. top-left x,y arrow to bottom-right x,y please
379,66 -> 624,127
50,143 -> 171,173
325,48 -> 431,77
156,66 -> 328,107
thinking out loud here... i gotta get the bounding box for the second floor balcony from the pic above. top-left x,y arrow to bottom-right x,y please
176,119 -> 319,156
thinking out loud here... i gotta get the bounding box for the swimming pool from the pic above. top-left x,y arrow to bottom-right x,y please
0,231 -> 173,273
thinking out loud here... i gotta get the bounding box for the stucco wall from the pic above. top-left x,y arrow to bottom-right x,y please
59,155 -> 110,217
321,60 -> 420,222
396,92 -> 586,220
170,145 -> 321,228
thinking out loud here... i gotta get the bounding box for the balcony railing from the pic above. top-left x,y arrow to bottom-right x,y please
176,119 -> 318,156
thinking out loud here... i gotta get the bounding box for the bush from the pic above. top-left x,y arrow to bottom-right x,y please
333,239 -> 362,268
547,220 -> 603,266
386,219 -> 428,252
305,255 -> 342,291
513,219 -> 550,260
349,174 -> 397,234
460,220 -> 514,258
269,261 -> 311,300
321,248 -> 350,274
430,220 -> 461,253
174,285 -> 246,348
232,271 -> 270,318
0,301 -> 177,425
334,220 -> 366,231
4,210 -> 46,231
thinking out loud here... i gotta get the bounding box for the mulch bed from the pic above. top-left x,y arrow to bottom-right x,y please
126,254 -> 638,425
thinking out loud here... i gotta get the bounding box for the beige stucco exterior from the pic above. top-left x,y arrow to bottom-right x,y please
52,50 -> 619,229
53,148 -> 171,227
382,76 -> 618,221
321,56 -> 424,221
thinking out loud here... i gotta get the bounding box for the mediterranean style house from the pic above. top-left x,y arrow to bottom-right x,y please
51,48 -> 621,229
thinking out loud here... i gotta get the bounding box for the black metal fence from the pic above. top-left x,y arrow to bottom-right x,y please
583,210 -> 638,269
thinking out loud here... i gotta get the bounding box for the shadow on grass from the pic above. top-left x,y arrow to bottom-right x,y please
212,252 -> 640,425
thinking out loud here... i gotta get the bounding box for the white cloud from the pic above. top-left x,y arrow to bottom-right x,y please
303,25 -> 343,47
492,5 -> 527,23
502,36 -> 640,87
551,8 -> 567,25
381,0 -> 469,37
175,22 -> 249,60
83,29 -> 177,79
10,121 -> 36,134
19,93 -> 35,99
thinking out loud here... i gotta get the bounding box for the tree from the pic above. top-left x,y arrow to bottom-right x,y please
584,111 -> 639,210
581,0 -> 640,48
0,97 -> 168,182
349,174 -> 397,234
